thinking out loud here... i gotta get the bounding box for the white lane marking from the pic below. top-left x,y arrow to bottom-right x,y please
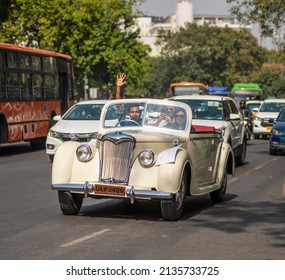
61,229 -> 110,248
253,158 -> 278,171
253,165 -> 263,170
228,177 -> 238,183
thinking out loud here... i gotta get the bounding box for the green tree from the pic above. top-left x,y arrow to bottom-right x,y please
0,0 -> 149,98
0,0 -> 13,22
226,0 -> 285,51
144,23 -> 267,96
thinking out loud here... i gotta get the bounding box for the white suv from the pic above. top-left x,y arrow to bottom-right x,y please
253,99 -> 285,139
170,95 -> 247,165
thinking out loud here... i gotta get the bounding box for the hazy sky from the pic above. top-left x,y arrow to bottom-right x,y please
138,0 -> 232,17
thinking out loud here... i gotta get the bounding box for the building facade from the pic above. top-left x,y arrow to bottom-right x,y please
136,0 -> 251,56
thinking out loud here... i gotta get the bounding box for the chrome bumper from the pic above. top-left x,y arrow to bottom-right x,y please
51,183 -> 173,202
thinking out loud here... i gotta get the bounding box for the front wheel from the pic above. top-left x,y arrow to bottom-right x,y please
58,191 -> 83,215
210,169 -> 227,203
160,171 -> 187,221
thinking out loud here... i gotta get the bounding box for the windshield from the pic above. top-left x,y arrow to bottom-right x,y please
277,109 -> 285,122
63,103 -> 105,120
259,102 -> 285,113
103,102 -> 189,131
247,102 -> 262,111
176,100 -> 224,120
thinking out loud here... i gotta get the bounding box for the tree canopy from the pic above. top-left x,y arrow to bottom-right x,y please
0,0 -> 149,98
226,0 -> 285,51
143,23 -> 268,97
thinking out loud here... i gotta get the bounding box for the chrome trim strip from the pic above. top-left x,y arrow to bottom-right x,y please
51,184 -> 173,200
126,188 -> 173,200
51,183 -> 94,193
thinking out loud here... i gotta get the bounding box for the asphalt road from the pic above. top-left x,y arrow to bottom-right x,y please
0,139 -> 285,260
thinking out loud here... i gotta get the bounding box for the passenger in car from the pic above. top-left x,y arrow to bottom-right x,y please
156,105 -> 174,127
170,108 -> 187,130
128,105 -> 142,124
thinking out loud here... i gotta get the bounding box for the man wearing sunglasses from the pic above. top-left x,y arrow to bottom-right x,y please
156,105 -> 175,127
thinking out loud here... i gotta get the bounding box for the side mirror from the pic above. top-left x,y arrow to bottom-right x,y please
229,113 -> 240,120
251,108 -> 259,113
53,115 -> 61,121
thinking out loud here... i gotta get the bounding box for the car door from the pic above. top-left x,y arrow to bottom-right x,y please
189,131 -> 222,186
224,100 -> 243,149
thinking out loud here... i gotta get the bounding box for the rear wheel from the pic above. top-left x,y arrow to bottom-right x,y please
210,169 -> 227,203
58,191 -> 83,215
160,171 -> 187,221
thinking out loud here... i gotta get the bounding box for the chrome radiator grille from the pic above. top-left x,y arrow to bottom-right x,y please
100,134 -> 135,184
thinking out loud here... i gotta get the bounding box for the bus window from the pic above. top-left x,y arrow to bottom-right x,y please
0,51 -> 3,67
0,72 -> 5,98
44,75 -> 56,98
6,52 -> 18,68
33,74 -> 43,98
7,72 -> 19,99
169,82 -> 208,96
43,57 -> 55,73
31,56 -> 41,70
19,54 -> 31,69
0,42 -> 75,147
20,73 -> 32,98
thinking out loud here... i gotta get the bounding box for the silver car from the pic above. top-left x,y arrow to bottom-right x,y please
170,95 -> 247,165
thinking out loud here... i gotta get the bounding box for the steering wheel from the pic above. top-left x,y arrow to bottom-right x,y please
116,119 -> 141,127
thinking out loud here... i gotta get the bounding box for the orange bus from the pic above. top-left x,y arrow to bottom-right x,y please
169,82 -> 208,96
0,42 -> 75,148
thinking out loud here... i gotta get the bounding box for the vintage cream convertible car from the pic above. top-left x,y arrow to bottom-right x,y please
51,99 -> 235,221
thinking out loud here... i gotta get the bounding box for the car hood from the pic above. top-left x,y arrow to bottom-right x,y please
51,120 -> 100,133
192,119 -> 227,129
256,112 -> 279,119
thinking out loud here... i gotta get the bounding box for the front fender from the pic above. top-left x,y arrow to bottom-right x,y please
52,141 -> 81,184
128,148 -> 189,193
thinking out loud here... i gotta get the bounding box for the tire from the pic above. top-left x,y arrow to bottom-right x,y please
235,139 -> 247,166
160,171 -> 187,221
48,155 -> 54,162
30,137 -> 46,149
254,134 -> 259,139
58,191 -> 83,215
210,169 -> 227,203
269,148 -> 277,155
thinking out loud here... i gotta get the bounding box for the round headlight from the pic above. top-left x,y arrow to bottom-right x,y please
138,150 -> 156,167
76,144 -> 93,162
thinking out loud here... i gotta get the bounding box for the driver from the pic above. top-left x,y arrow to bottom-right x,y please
128,105 -> 142,124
